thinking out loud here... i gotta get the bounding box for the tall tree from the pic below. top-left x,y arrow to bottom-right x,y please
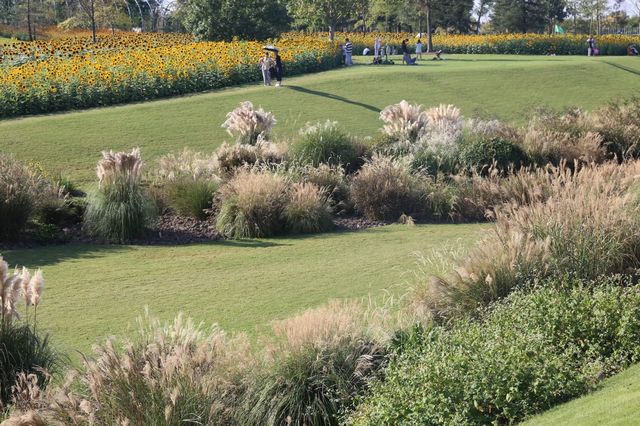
492,0 -> 547,33
474,0 -> 495,33
289,0 -> 357,40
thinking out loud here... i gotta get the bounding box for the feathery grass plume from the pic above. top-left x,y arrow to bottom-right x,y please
96,148 -> 143,189
284,182 -> 333,234
154,148 -> 218,182
290,120 -> 360,169
412,159 -> 640,321
50,312 -> 252,425
85,148 -> 155,242
379,100 -> 429,144
350,154 -> 428,221
242,301 -> 387,425
215,169 -> 289,238
221,101 -> 276,145
287,163 -> 352,213
425,104 -> 462,131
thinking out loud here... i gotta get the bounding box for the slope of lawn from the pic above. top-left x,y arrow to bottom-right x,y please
3,223 -> 485,356
524,363 -> 640,426
2,55 -> 640,183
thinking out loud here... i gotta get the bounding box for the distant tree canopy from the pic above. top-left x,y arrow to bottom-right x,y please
177,0 -> 290,41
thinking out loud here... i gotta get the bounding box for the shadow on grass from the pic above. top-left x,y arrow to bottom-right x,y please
600,60 -> 640,77
211,239 -> 290,248
2,244 -> 131,268
286,85 -> 380,113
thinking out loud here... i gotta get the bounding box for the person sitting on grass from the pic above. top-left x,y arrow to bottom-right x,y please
431,49 -> 444,60
401,39 -> 418,65
629,45 -> 639,56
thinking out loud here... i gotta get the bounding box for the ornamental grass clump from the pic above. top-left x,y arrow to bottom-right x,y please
214,141 -> 286,177
222,101 -> 276,145
284,182 -> 333,234
0,154 -> 42,240
290,121 -> 360,169
215,169 -> 289,238
50,312 -> 252,425
415,160 -> 640,321
242,301 -> 387,426
84,148 -> 156,242
379,100 -> 428,146
0,256 -> 58,409
350,154 -> 428,221
290,163 -> 352,212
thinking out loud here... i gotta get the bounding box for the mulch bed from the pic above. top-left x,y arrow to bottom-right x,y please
1,213 -> 391,249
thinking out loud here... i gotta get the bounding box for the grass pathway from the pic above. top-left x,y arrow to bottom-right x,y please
4,223 -> 485,356
2,55 -> 640,183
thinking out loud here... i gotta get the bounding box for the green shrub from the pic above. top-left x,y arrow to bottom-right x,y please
215,170 -> 288,238
350,155 -> 428,221
163,178 -> 219,220
352,280 -> 640,426
284,182 -> 334,234
242,302 -> 386,426
290,121 -> 359,169
84,149 -> 156,242
460,136 -> 527,174
0,154 -> 40,240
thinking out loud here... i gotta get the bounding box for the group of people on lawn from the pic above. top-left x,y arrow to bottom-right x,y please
258,50 -> 284,87
341,36 -> 443,66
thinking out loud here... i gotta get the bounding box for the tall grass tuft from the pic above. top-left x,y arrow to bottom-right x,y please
50,312 -> 251,425
242,301 -> 386,426
284,182 -> 334,234
221,101 -> 276,145
84,149 -> 156,242
214,141 -> 285,177
350,154 -> 427,221
215,169 -> 288,238
290,121 -> 360,169
379,100 -> 428,144
414,160 -> 640,320
0,256 -> 58,409
0,154 -> 41,240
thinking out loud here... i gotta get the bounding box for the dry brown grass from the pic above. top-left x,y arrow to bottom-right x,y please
414,160 -> 640,320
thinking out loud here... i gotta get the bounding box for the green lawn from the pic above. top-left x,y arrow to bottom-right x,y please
3,223 -> 485,356
2,55 -> 640,183
524,363 -> 640,426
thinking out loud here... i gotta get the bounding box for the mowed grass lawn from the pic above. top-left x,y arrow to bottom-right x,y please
523,363 -> 640,426
2,55 -> 640,183
4,224 -> 485,356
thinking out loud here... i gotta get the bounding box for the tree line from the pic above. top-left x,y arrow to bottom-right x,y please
2,0 -> 639,42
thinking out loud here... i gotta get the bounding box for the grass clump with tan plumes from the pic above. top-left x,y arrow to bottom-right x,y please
241,301 -> 387,426
49,312 -> 252,425
84,148 -> 156,242
0,255 -> 59,410
284,182 -> 334,234
215,169 -> 289,239
414,160 -> 640,321
221,101 -> 276,145
214,141 -> 286,177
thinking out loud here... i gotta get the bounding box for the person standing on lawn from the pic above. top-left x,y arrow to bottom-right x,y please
374,36 -> 382,59
587,36 -> 596,56
345,38 -> 353,66
274,51 -> 284,87
415,39 -> 423,60
259,52 -> 274,86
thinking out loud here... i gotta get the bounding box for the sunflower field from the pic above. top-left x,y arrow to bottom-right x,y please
322,32 -> 640,56
0,33 -> 340,117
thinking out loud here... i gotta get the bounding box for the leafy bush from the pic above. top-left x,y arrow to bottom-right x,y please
163,178 -> 219,219
50,313 -> 251,425
350,155 -> 427,221
0,154 -> 40,240
290,121 -> 360,169
215,170 -> 288,238
284,182 -> 333,234
84,149 -> 156,242
459,136 -> 528,173
417,160 -> 640,320
242,302 -> 386,426
352,280 -> 640,426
